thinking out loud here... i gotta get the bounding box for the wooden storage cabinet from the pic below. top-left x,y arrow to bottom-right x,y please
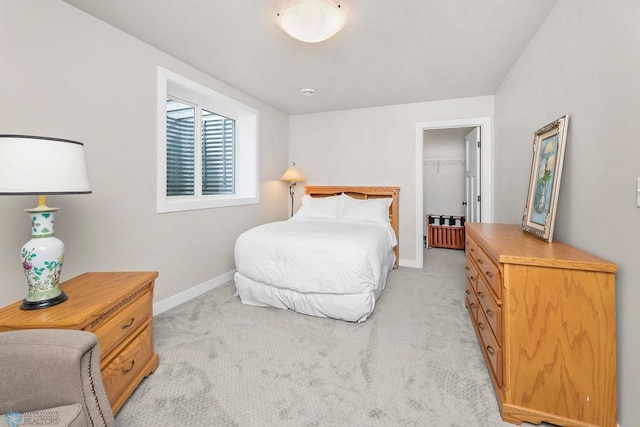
465,223 -> 617,427
0,272 -> 159,414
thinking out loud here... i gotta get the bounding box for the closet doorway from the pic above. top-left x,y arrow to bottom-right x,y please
414,117 -> 492,268
423,127 -> 476,248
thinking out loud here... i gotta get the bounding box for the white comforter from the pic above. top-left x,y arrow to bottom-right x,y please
234,218 -> 397,321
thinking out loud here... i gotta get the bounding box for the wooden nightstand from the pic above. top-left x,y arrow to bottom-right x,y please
0,271 -> 160,414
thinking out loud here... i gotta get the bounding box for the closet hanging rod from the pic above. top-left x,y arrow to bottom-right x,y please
423,158 -> 465,165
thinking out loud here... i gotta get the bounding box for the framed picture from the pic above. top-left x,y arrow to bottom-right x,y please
522,115 -> 569,242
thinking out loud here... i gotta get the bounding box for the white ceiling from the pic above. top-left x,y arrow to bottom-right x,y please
61,0 -> 558,115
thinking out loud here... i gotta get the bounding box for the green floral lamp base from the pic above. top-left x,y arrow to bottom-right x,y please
19,207 -> 67,310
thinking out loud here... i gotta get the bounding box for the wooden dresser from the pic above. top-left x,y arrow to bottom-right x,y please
464,223 -> 617,427
0,271 -> 159,414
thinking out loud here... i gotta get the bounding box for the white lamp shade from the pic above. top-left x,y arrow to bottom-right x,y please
277,0 -> 346,43
0,135 -> 91,195
280,165 -> 306,182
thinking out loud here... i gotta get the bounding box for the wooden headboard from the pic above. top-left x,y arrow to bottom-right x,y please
305,186 -> 400,268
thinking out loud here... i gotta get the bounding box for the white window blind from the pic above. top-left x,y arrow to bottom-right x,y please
165,101 -> 235,197
202,110 -> 234,195
166,100 -> 195,197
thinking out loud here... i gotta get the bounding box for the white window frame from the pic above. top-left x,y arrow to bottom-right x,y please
157,67 -> 259,213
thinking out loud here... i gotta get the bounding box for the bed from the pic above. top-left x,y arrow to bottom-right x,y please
234,186 -> 400,322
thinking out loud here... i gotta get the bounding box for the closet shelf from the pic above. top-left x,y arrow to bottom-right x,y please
423,158 -> 465,166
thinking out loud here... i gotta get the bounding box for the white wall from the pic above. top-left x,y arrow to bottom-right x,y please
0,1 -> 289,308
493,0 -> 640,424
289,96 -> 493,265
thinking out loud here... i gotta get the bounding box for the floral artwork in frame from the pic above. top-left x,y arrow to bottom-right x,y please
522,115 -> 569,242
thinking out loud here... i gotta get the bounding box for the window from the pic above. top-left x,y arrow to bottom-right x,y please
157,67 -> 258,213
166,101 -> 235,196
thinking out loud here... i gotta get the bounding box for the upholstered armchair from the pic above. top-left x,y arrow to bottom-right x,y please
0,329 -> 115,427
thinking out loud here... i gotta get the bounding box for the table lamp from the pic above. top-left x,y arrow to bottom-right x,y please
280,162 -> 306,217
0,135 -> 91,310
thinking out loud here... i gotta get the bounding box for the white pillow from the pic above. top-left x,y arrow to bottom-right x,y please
294,195 -> 342,219
340,195 -> 392,225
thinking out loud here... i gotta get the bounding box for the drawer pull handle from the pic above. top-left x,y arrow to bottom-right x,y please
486,345 -> 496,356
469,248 -> 475,253
121,318 -> 135,329
478,322 -> 485,330
469,276 -> 475,282
477,291 -> 485,299
477,258 -> 483,264
121,360 -> 136,374
465,266 -> 470,271
465,289 -> 471,295
485,271 -> 494,278
470,302 -> 476,309
486,309 -> 494,318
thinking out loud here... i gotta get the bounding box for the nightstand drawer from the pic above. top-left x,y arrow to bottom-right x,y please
93,291 -> 152,359
101,323 -> 154,407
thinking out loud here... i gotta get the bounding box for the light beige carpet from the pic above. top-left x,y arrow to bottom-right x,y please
115,249 -> 517,426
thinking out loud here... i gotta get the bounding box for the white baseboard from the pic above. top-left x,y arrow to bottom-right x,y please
153,270 -> 236,316
399,258 -> 421,268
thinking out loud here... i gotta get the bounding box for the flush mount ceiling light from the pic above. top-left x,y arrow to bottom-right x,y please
277,0 -> 346,43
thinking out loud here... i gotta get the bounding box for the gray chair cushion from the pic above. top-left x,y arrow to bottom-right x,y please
0,330 -> 115,427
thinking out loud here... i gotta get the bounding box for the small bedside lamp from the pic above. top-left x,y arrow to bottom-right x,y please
280,162 -> 306,217
0,135 -> 91,310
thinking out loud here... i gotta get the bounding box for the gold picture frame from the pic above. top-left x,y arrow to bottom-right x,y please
522,115 -> 569,242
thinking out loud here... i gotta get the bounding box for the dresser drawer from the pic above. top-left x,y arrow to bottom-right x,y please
93,290 -> 152,359
101,323 -> 154,407
476,277 -> 502,345
474,246 -> 501,299
465,280 -> 479,321
465,257 -> 479,292
465,237 -> 479,262
477,308 -> 503,388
